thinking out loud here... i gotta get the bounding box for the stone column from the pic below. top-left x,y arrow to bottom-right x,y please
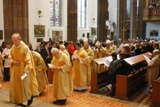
97,0 -> 108,41
137,0 -> 145,39
3,0 -> 29,43
117,0 -> 127,41
130,0 -> 137,39
67,0 -> 77,42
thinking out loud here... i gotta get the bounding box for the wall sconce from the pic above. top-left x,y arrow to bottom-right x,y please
38,10 -> 43,18
93,18 -> 95,23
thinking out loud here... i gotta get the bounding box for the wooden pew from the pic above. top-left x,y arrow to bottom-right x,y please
152,80 -> 160,107
90,52 -> 150,94
90,56 -> 112,93
115,53 -> 150,99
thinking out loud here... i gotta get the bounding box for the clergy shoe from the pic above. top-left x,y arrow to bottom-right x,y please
80,89 -> 86,92
74,89 -> 78,91
39,92 -> 42,96
53,100 -> 60,104
59,99 -> 66,105
17,103 -> 27,107
27,95 -> 33,106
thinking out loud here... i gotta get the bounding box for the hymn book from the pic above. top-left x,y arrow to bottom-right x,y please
72,54 -> 84,64
48,63 -> 56,69
48,63 -> 65,72
21,72 -> 28,80
72,54 -> 79,59
143,55 -> 151,64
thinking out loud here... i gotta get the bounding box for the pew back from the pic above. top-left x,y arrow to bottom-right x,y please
115,53 -> 149,99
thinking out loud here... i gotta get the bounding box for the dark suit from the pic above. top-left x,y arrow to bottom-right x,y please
40,47 -> 52,67
34,49 -> 41,54
107,59 -> 121,96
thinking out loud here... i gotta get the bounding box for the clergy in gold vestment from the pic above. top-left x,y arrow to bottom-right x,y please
60,44 -> 74,79
105,40 -> 113,56
110,40 -> 117,53
59,44 -> 70,57
93,41 -> 106,72
83,42 -> 94,85
51,48 -> 72,105
8,33 -> 38,106
31,51 -> 48,94
72,42 -> 90,90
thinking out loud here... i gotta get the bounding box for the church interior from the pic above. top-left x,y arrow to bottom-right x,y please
0,0 -> 160,107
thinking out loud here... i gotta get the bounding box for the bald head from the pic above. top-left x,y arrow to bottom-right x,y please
51,48 -> 59,57
51,48 -> 58,53
59,45 -> 65,51
12,33 -> 22,46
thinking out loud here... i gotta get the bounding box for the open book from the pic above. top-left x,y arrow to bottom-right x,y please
21,72 -> 28,80
48,63 -> 56,69
72,54 -> 84,64
72,54 -> 79,59
143,55 -> 151,64
48,63 -> 65,72
96,59 -> 110,67
103,59 -> 111,67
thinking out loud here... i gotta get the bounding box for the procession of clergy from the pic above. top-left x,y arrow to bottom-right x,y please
0,33 -> 160,106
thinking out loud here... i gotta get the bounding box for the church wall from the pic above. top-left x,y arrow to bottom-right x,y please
0,0 -> 111,48
29,0 -> 97,49
78,0 -> 97,41
29,0 -> 69,49
108,0 -> 118,40
0,0 -> 4,43
146,21 -> 160,39
0,0 -> 97,48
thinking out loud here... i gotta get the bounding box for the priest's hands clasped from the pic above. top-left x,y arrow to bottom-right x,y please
52,67 -> 61,70
12,60 -> 20,66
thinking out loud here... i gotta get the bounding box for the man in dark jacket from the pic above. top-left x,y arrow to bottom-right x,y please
106,53 -> 122,96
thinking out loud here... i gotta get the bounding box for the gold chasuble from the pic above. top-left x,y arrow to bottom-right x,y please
62,49 -> 74,80
31,51 -> 48,93
72,48 -> 89,88
105,46 -> 112,56
83,47 -> 94,85
93,47 -> 106,72
8,41 -> 38,104
51,51 -> 72,100
63,49 -> 70,58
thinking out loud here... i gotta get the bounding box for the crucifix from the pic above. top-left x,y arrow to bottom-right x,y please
122,28 -> 126,41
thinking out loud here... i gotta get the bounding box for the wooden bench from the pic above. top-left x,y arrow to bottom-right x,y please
90,56 -> 112,93
115,68 -> 147,99
90,52 -> 150,94
152,80 -> 160,107
115,53 -> 150,99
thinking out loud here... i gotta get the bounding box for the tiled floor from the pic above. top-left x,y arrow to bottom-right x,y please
0,79 -> 151,107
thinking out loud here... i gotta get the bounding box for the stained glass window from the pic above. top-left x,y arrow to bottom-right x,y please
78,0 -> 87,28
50,0 -> 62,27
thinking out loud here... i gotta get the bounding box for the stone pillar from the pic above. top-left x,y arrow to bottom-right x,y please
3,0 -> 29,43
117,0 -> 127,41
137,0 -> 145,39
67,0 -> 77,42
97,0 -> 108,41
130,0 -> 137,39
